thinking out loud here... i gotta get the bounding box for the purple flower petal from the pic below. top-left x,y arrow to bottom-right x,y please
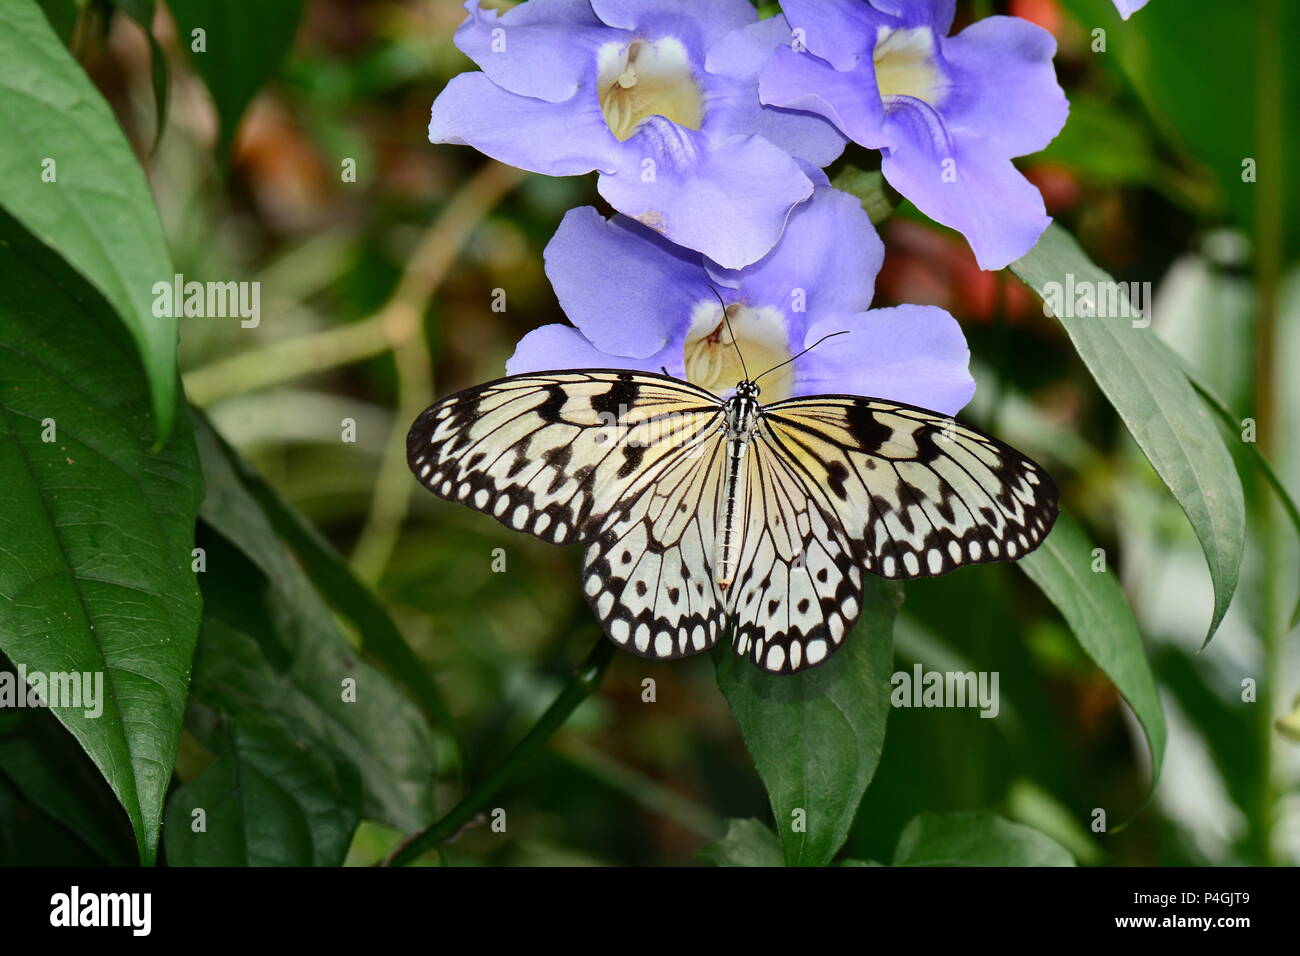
507,323 -> 683,376
760,45 -> 888,149
776,0 -> 880,71
704,17 -> 847,168
597,117 -> 814,269
453,0 -> 614,104
590,0 -> 756,49
757,5 -> 1066,271
509,187 -> 975,411
798,305 -> 974,415
1113,0 -> 1151,19
870,0 -> 957,33
543,206 -> 713,358
715,186 -> 882,335
943,16 -> 1068,157
428,73 -> 618,175
880,100 -> 1050,270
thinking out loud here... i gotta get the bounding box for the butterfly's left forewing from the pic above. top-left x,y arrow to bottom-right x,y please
409,369 -> 732,661
407,371 -> 723,546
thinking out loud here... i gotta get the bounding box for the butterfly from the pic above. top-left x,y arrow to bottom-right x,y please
407,366 -> 1058,674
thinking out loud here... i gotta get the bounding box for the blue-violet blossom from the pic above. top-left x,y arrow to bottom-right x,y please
759,0 -> 1068,270
1113,0 -> 1150,19
429,0 -> 847,269
508,185 -> 975,414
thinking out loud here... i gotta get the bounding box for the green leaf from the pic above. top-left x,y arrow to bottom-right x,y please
0,0 -> 179,441
163,619 -> 363,866
0,210 -> 203,865
1012,224 -> 1245,646
0,705 -> 138,866
892,812 -> 1075,867
192,416 -> 439,833
716,578 -> 901,867
1019,511 -> 1166,807
204,420 -> 461,773
112,0 -> 170,153
0,775 -> 113,865
696,818 -> 785,867
34,0 -> 78,43
166,0 -> 305,156
1183,372 -> 1300,628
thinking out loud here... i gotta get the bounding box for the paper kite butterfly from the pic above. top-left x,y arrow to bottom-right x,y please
407,366 -> 1058,674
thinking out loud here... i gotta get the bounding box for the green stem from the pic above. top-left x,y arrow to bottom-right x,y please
559,739 -> 725,841
384,637 -> 616,866
1251,0 -> 1283,868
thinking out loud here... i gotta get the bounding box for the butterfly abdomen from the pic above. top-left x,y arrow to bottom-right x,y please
716,437 -> 749,590
717,393 -> 760,589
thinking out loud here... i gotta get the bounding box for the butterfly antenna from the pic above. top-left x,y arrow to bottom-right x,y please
711,287 -> 750,382
754,330 -> 850,383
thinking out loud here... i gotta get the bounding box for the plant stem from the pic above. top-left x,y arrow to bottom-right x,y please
1251,0 -> 1283,867
384,637 -> 617,866
558,739 -> 726,841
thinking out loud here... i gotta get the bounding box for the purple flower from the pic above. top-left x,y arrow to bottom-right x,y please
1113,0 -> 1150,18
508,185 -> 975,414
759,0 -> 1068,270
428,0 -> 847,269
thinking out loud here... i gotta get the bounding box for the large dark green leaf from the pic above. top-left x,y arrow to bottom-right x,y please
0,211 -> 203,865
0,705 -> 138,866
0,0 -> 179,440
163,615 -> 363,867
190,416 -> 438,835
715,578 -> 901,867
166,0 -> 305,156
0,775 -> 111,865
1012,224 -> 1244,646
210,429 -> 461,773
893,812 -> 1074,867
1019,511 -> 1166,805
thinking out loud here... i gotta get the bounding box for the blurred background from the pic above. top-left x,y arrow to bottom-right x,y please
55,0 -> 1299,865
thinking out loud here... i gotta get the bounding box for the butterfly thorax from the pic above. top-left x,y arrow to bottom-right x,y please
723,381 -> 762,440
718,381 -> 763,590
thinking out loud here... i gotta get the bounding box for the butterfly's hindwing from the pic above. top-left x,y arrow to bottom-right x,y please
761,396 -> 1059,581
581,435 -> 727,661
726,442 -> 864,673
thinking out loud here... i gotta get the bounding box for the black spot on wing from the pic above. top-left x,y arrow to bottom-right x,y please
590,377 -> 638,416
617,443 -> 646,479
536,383 -> 567,423
846,400 -> 893,452
826,460 -> 850,500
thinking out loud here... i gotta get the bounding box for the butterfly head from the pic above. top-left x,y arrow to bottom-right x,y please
734,380 -> 761,400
